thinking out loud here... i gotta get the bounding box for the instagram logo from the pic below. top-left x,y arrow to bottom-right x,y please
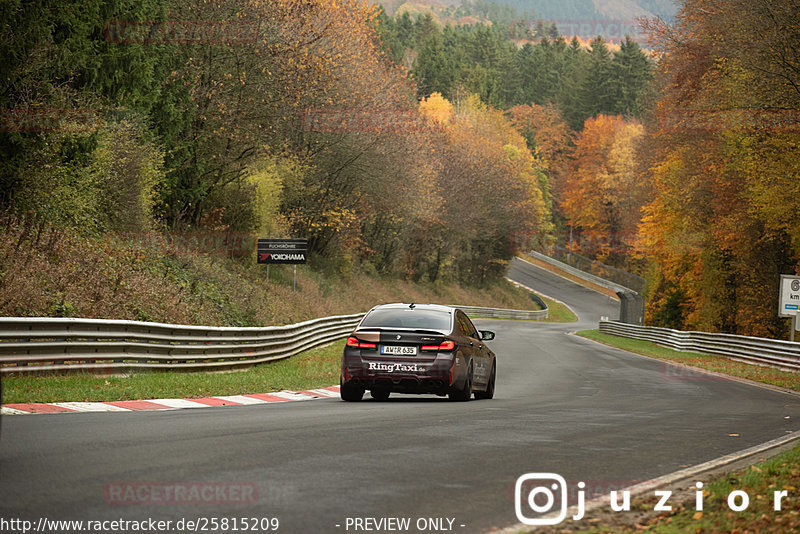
515,473 -> 571,525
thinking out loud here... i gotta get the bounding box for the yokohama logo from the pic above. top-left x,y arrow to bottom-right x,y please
259,253 -> 305,261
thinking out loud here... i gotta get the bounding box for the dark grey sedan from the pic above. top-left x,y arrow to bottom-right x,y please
340,303 -> 496,401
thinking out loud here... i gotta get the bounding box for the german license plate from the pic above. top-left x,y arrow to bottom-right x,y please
380,345 -> 417,356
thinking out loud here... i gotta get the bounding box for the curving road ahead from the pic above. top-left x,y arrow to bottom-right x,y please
2,258 -> 800,533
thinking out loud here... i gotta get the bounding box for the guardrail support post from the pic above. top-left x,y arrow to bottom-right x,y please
616,290 -> 645,325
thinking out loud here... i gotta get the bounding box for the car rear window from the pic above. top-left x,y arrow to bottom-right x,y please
359,308 -> 452,331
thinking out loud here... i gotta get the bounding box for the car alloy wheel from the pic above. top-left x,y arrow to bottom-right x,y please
449,361 -> 473,402
340,380 -> 365,402
474,363 -> 495,400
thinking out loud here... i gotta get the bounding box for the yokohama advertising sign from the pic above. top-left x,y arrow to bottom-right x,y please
257,239 -> 308,265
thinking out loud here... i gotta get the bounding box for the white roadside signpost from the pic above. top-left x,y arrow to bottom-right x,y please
779,275 -> 800,342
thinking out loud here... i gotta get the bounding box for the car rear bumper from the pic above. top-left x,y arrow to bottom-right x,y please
341,350 -> 463,394
345,376 -> 451,394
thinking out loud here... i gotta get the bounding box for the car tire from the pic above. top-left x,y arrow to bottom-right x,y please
340,381 -> 364,402
370,389 -> 390,401
449,361 -> 472,402
474,362 -> 495,400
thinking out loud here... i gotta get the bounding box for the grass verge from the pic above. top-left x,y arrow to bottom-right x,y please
631,446 -> 800,533
537,292 -> 578,323
2,342 -> 344,404
578,330 -> 800,392
469,291 -> 578,323
531,443 -> 800,533
0,226 -> 542,327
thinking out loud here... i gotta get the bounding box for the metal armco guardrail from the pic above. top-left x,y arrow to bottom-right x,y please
527,252 -> 645,325
600,320 -> 800,372
0,314 -> 364,375
0,304 -> 547,375
549,247 -> 645,293
454,306 -> 547,320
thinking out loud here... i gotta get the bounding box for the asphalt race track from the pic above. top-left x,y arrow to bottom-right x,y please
2,257 -> 800,533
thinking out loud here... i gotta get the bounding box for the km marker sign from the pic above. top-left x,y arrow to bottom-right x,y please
257,239 -> 307,265
779,275 -> 800,342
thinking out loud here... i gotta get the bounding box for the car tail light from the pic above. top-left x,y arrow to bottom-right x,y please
346,337 -> 377,349
421,340 -> 456,352
439,340 -> 456,351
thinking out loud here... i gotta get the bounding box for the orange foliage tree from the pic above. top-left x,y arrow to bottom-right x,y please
507,103 -> 572,223
559,115 -> 644,265
637,0 -> 800,337
413,93 -> 551,283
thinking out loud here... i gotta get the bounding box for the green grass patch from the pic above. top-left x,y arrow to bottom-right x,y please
578,330 -> 800,391
645,446 -> 800,533
2,342 -> 344,404
537,293 -> 578,323
566,444 -> 800,533
468,291 -> 576,323
1,227 -> 544,329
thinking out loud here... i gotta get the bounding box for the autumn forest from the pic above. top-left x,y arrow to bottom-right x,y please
1,0 -> 798,338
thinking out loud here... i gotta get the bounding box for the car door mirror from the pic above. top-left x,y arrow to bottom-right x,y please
480,330 -> 495,341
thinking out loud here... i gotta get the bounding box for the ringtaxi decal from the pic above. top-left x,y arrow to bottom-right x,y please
515,472 -> 795,526
367,362 -> 425,373
336,517 -> 464,532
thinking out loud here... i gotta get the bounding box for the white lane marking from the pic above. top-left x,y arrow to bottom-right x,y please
305,388 -> 340,398
1,407 -> 30,415
512,256 -> 617,319
50,402 -> 132,412
214,395 -> 270,405
505,269 -> 583,322
146,399 -> 212,409
269,391 -> 317,401
2,386 -> 342,415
